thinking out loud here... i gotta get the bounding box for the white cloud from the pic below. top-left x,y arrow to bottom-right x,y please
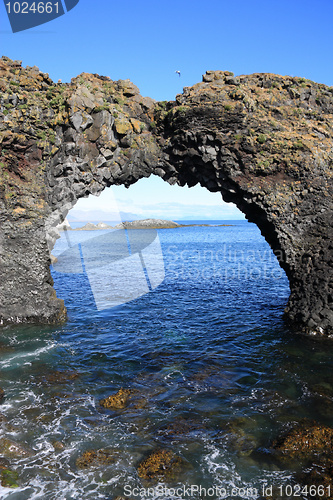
70,177 -> 245,220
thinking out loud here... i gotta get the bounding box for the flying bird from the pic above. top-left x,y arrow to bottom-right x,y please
175,70 -> 181,77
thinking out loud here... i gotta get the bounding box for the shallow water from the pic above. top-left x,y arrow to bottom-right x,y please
0,221 -> 332,499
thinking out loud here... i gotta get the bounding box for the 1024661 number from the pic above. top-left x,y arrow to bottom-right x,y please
278,484 -> 331,497
5,2 -> 59,14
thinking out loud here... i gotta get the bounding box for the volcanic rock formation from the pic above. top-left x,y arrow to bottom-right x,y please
0,57 -> 332,335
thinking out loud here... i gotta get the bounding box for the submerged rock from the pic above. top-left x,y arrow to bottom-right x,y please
216,418 -> 259,457
311,383 -> 333,399
50,254 -> 58,265
137,449 -> 184,480
100,388 -> 132,410
0,437 -> 32,459
0,469 -> 19,488
52,441 -> 65,451
76,449 -> 117,469
0,414 -> 8,426
309,383 -> 333,416
270,421 -> 333,499
272,420 -> 333,462
0,343 -> 15,354
0,458 -> 10,468
297,462 -> 333,499
158,418 -> 206,441
0,388 -> 4,402
42,370 -> 79,385
225,430 -> 258,457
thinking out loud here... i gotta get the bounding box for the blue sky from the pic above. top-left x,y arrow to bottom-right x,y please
2,0 -> 333,219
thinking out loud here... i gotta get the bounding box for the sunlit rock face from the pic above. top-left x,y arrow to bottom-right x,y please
0,58 -> 332,335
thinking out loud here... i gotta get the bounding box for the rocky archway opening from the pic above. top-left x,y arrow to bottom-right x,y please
49,176 -> 289,326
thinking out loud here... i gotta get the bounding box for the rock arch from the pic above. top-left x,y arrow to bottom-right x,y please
0,58 -> 332,335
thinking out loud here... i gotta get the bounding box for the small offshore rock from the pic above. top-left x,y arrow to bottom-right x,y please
50,255 -> 58,265
0,388 -> 4,402
114,219 -> 180,229
74,221 -> 113,230
100,389 -> 131,410
52,441 -> 65,451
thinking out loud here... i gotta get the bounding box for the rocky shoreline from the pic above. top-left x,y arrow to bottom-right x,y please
1,377 -> 333,492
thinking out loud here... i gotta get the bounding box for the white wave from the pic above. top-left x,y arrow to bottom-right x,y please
0,343 -> 57,369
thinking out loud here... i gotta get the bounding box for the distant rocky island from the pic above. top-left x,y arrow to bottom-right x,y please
114,219 -> 181,229
57,219 -> 232,231
73,221 -> 113,230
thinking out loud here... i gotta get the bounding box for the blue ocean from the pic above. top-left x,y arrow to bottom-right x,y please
0,221 -> 332,499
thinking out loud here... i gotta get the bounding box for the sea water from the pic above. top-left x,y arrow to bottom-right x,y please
0,221 -> 332,499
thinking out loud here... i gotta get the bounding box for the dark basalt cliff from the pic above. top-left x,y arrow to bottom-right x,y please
0,57 -> 332,335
